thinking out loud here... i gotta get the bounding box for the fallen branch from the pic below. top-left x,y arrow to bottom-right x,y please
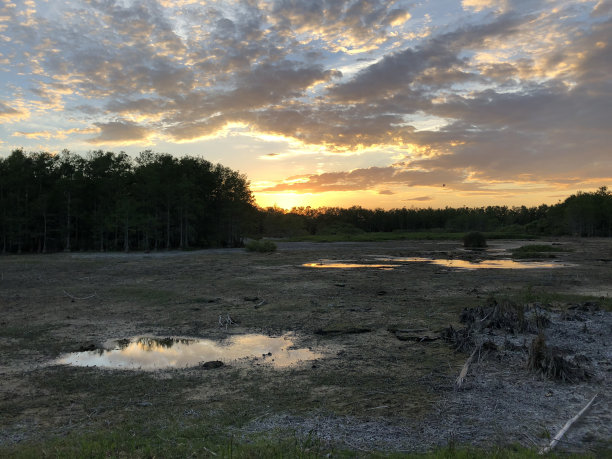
218,314 -> 236,330
63,289 -> 97,300
200,445 -> 218,457
540,393 -> 598,454
455,347 -> 478,390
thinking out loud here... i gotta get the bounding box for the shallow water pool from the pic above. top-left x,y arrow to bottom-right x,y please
55,334 -> 321,370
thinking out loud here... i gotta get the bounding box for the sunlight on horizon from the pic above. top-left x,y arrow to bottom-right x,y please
253,188 -> 573,211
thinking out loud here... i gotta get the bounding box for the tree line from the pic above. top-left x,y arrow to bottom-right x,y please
0,149 -> 255,253
1,148 -> 610,254
253,187 -> 612,238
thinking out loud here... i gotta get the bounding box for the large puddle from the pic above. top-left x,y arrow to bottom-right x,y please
55,334 -> 322,370
304,257 -> 572,270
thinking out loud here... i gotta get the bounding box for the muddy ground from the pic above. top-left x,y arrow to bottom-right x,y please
0,238 -> 611,454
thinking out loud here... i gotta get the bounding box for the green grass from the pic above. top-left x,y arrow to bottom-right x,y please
511,245 -> 569,259
1,426 -> 601,459
511,286 -> 612,311
286,231 -> 534,243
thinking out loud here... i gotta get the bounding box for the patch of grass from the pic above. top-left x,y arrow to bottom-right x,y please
0,324 -> 67,356
0,424 -> 334,458
287,231 -> 534,243
513,286 -> 612,312
245,239 -> 277,252
1,427 -> 596,458
288,232 -> 467,243
511,244 -> 569,259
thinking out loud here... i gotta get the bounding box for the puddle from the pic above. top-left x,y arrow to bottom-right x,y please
304,257 -> 572,270
428,259 -> 568,270
303,262 -> 398,270
55,334 -> 322,370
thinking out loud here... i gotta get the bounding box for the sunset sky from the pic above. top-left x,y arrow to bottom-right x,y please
1,0 -> 611,210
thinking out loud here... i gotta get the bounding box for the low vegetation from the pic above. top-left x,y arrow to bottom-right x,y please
0,430 -> 585,458
2,147 -> 611,255
245,239 -> 277,252
511,244 -> 568,259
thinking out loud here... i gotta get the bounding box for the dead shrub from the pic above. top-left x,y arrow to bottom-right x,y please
460,297 -> 548,333
440,325 -> 474,352
527,333 -> 590,382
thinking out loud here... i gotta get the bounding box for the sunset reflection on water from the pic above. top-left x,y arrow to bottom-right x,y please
304,257 -> 571,270
56,334 -> 321,370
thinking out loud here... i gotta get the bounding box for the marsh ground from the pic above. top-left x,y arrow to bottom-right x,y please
0,238 -> 610,456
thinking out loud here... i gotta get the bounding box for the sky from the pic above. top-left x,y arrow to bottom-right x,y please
1,0 -> 611,210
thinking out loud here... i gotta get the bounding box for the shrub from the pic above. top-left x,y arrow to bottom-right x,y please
245,239 -> 277,253
463,231 -> 487,248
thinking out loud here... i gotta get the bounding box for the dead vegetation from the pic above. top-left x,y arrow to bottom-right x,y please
441,296 -> 598,384
458,297 -> 549,333
527,332 -> 591,382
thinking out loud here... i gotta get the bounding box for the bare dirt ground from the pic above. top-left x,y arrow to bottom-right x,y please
0,238 -> 610,454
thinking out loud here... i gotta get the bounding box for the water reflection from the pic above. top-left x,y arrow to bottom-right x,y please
56,334 -> 321,370
429,258 -> 565,270
304,257 -> 571,270
303,262 -> 398,270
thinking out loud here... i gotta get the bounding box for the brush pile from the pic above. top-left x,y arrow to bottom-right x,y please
527,333 -> 591,382
441,297 -> 594,383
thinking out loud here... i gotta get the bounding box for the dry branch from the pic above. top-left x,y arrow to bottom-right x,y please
539,393 -> 598,454
455,347 -> 478,390
218,314 -> 236,330
63,289 -> 97,300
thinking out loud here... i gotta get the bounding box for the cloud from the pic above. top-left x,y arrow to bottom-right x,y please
591,0 -> 612,17
12,127 -> 98,140
269,0 -> 412,52
405,196 -> 432,201
88,121 -> 153,145
1,0 -> 610,198
462,0 -> 504,13
0,101 -> 29,123
260,165 -> 469,193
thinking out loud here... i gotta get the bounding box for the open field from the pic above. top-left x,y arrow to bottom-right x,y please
1,238 -> 611,457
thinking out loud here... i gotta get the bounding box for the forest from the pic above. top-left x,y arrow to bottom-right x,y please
1,149 -> 611,253
0,149 -> 254,253
254,186 -> 612,239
